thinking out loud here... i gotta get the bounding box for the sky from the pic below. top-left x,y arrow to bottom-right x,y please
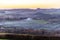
0,0 -> 60,9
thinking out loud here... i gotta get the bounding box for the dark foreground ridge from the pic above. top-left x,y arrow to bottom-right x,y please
0,33 -> 60,40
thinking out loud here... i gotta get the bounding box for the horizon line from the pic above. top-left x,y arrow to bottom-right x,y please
0,8 -> 60,9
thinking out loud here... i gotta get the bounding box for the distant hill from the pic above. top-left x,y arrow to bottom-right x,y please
0,8 -> 60,22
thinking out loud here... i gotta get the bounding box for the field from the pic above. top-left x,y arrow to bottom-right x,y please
31,20 -> 48,24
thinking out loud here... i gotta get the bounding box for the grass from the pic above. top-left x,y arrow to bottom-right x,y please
0,39 -> 8,40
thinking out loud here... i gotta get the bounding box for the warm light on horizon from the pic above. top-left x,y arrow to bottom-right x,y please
0,0 -> 60,9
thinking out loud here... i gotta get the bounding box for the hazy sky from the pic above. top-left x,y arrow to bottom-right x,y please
0,0 -> 60,8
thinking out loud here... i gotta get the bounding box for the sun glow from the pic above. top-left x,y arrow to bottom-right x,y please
0,0 -> 60,8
